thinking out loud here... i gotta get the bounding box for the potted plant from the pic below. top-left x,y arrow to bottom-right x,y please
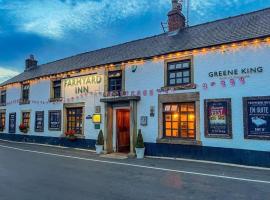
65,130 -> 77,141
95,130 -> 104,154
19,124 -> 28,134
135,129 -> 145,159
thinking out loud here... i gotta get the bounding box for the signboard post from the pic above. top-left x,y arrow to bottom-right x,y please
243,96 -> 270,140
204,99 -> 232,138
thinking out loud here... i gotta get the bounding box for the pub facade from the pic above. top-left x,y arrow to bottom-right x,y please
0,2 -> 270,166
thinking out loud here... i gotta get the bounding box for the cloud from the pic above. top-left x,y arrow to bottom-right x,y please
0,67 -> 20,83
0,0 -> 167,39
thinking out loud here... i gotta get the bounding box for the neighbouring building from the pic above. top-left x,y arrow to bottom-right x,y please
1,1 -> 270,167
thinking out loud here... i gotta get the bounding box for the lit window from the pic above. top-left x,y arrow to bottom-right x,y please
163,103 -> 195,139
22,112 -> 30,128
0,112 -> 5,131
167,60 -> 191,86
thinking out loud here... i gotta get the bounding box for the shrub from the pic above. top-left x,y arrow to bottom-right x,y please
65,130 -> 77,141
96,130 -> 104,145
19,124 -> 28,133
136,129 -> 145,148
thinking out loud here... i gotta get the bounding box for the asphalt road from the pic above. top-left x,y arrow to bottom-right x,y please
0,140 -> 269,200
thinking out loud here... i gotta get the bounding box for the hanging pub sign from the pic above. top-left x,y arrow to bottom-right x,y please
9,113 -> 16,133
35,111 -> 44,132
48,110 -> 61,131
243,96 -> 270,140
204,99 -> 232,138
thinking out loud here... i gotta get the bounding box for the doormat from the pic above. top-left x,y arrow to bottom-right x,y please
100,153 -> 128,160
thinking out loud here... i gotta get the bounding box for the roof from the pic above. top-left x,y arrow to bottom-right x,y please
2,8 -> 270,86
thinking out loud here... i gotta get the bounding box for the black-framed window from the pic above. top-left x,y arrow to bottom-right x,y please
0,90 -> 6,105
21,84 -> 30,102
22,112 -> 30,128
163,103 -> 195,139
0,112 -> 5,131
66,107 -> 83,135
9,113 -> 16,133
52,80 -> 61,99
167,60 -> 191,86
108,71 -> 122,92
35,111 -> 44,132
49,110 -> 61,131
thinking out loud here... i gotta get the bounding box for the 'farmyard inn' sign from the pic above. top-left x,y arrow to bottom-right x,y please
63,74 -> 103,98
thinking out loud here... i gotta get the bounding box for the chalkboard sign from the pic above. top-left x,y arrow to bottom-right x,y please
9,113 -> 16,133
243,96 -> 270,139
48,110 -> 61,131
204,99 -> 232,138
35,111 -> 44,132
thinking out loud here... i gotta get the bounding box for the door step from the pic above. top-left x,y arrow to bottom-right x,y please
100,153 -> 128,160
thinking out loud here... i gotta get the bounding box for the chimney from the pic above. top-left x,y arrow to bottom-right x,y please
168,0 -> 186,32
25,54 -> 38,71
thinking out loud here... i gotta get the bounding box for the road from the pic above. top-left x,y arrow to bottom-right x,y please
0,140 -> 269,200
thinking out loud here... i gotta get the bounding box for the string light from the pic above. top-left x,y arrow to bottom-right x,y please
0,37 -> 269,90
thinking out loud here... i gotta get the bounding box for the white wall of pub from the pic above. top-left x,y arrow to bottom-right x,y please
1,44 -> 270,152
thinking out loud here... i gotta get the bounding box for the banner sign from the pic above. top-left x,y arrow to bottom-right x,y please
35,111 -> 44,132
204,99 -> 232,138
8,113 -> 16,133
243,96 -> 270,139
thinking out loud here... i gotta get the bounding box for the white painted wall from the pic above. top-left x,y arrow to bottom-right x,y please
1,44 -> 270,152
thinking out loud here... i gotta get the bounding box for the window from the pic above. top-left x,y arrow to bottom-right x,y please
0,90 -> 6,105
163,103 -> 195,139
52,80 -> 61,99
49,110 -> 61,131
22,112 -> 30,128
0,112 -> 5,131
108,71 -> 122,92
66,107 -> 83,135
21,84 -> 30,103
167,60 -> 191,86
35,111 -> 44,132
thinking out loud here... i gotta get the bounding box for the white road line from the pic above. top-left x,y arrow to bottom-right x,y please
0,144 -> 269,184
1,138 -> 269,171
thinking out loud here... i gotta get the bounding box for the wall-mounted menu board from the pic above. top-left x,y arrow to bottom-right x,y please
204,99 -> 232,138
9,113 -> 16,133
243,96 -> 270,140
35,111 -> 44,132
48,110 -> 61,131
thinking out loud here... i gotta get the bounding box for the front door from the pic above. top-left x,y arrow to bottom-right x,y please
116,109 -> 130,153
66,107 -> 83,135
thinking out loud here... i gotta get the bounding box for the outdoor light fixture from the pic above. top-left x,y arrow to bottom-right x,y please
92,114 -> 102,123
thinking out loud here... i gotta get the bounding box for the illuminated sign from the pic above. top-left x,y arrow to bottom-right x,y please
92,114 -> 102,124
63,74 -> 103,99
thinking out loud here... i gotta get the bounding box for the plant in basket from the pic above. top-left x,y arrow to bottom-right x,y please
19,124 -> 28,133
65,130 -> 77,141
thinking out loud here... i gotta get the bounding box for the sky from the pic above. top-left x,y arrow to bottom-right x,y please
0,0 -> 270,83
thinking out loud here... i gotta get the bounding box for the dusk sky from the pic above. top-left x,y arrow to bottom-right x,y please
1,0 -> 270,83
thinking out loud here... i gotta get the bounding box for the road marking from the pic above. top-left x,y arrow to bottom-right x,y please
0,144 -> 270,184
1,138 -> 269,171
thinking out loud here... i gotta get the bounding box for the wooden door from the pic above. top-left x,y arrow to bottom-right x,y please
116,109 -> 130,152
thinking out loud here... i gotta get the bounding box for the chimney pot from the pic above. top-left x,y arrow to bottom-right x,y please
168,0 -> 186,32
25,54 -> 38,71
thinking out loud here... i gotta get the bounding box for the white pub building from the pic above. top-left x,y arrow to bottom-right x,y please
1,1 -> 270,167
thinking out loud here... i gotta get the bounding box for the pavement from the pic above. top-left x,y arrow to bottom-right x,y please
0,140 -> 269,200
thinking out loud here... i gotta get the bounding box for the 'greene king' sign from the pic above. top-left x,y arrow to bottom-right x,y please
63,74 -> 103,98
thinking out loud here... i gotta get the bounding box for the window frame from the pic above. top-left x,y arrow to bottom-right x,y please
22,112 -> 31,128
163,102 -> 196,140
21,83 -> 30,104
52,80 -> 62,99
66,107 -> 83,135
167,59 -> 192,87
0,112 -> 6,131
0,90 -> 6,106
108,70 -> 122,92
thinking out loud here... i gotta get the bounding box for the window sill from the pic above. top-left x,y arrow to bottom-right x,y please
19,100 -> 30,105
0,103 -> 6,107
156,138 -> 202,146
161,83 -> 196,91
50,98 -> 63,102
